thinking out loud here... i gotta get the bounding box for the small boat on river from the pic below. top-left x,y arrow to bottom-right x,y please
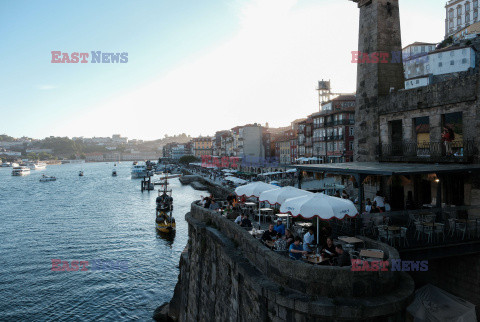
155,179 -> 175,233
40,174 -> 56,182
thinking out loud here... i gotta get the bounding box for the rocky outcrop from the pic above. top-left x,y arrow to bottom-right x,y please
164,203 -> 415,321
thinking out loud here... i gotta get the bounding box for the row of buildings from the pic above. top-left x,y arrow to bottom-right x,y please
162,83 -> 357,167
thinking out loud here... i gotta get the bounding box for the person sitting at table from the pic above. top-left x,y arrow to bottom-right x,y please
365,198 -> 372,213
370,201 -> 380,213
303,228 -> 316,252
289,237 -> 307,260
374,191 -> 386,212
273,219 -> 285,236
240,195 -> 247,203
234,213 -> 242,225
240,214 -> 252,228
284,229 -> 294,248
334,245 -> 351,267
321,237 -> 336,258
209,200 -> 220,211
262,224 -> 279,242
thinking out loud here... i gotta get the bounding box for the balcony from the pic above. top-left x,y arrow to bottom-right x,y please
325,121 -> 334,127
379,139 -> 477,163
333,135 -> 344,140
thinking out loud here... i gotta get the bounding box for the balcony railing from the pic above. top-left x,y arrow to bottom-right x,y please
379,139 -> 477,163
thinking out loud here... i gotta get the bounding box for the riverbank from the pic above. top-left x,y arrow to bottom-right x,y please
179,168 -> 232,199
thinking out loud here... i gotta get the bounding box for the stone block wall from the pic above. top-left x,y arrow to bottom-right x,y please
354,0 -> 404,162
168,204 -> 415,321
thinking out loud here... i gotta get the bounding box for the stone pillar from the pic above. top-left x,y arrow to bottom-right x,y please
430,114 -> 442,157
351,0 -> 405,162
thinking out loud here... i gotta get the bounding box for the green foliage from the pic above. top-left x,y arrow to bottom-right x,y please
0,134 -> 15,142
437,36 -> 453,50
26,152 -> 39,160
179,155 -> 199,165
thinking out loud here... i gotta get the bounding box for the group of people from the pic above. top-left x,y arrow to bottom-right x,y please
289,232 -> 351,266
200,194 -> 220,211
255,222 -> 350,267
365,191 -> 390,213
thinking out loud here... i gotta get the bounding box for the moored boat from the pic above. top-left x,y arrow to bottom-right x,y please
79,171 -> 84,176
28,162 -> 47,170
12,166 -> 31,176
131,164 -> 152,179
40,174 -> 56,182
155,180 -> 175,233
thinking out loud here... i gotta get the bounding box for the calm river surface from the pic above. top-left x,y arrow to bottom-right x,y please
0,162 -> 203,321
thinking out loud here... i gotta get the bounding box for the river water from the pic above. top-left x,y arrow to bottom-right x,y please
0,162 -> 203,321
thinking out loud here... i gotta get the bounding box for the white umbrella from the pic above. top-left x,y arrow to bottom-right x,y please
259,186 -> 313,228
280,194 -> 358,243
235,182 -> 278,198
235,182 -> 279,226
259,186 -> 313,205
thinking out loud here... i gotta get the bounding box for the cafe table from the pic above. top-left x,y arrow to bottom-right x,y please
359,249 -> 384,260
249,229 -> 264,238
264,240 -> 275,249
258,208 -> 274,224
303,254 -> 329,265
338,236 -> 364,244
387,226 -> 401,232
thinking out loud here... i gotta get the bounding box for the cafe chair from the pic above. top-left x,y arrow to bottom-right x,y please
455,221 -> 467,240
434,223 -> 445,242
400,227 -> 409,247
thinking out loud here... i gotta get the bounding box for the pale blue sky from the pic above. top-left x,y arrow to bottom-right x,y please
0,0 -> 445,140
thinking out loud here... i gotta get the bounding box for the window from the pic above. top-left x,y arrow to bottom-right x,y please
450,50 -> 455,57
466,2 -> 471,12
349,127 -> 354,136
421,46 -> 425,53
451,60 -> 455,65
349,141 -> 354,151
439,62 -> 443,67
439,52 -> 443,59
458,6 -> 462,15
466,13 -> 471,23
458,16 -> 462,26
462,58 -> 468,64
449,9 -> 454,18
416,79 -> 420,84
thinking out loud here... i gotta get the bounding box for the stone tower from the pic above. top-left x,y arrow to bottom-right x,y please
351,0 -> 404,161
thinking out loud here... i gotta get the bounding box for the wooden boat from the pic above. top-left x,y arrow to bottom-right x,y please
155,179 -> 175,233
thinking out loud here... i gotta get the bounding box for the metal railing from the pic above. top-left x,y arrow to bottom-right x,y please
379,139 -> 477,163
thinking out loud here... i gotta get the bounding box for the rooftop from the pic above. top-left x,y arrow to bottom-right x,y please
293,162 -> 480,176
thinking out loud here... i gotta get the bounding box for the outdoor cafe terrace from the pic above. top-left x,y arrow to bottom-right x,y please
189,201 -> 414,303
292,162 -> 480,260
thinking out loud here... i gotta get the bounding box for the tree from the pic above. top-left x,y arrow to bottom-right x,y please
27,152 -> 39,160
179,155 -> 199,165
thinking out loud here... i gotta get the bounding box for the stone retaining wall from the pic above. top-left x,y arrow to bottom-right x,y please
168,204 -> 415,321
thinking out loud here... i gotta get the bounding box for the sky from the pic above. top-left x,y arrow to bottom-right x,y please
0,0 -> 445,140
